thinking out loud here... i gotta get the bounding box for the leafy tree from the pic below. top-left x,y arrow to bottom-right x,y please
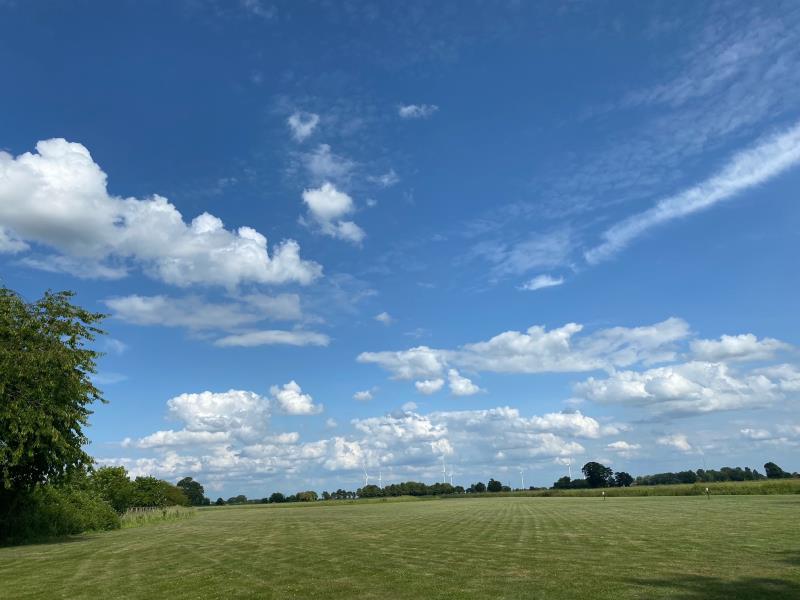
487,478 -> 503,492
614,472 -> 634,488
469,482 -> 486,493
582,462 -> 614,488
268,492 -> 286,503
215,497 -> 225,506
177,477 -> 207,506
90,466 -> 134,513
227,494 -> 248,505
296,490 -> 318,502
0,288 -> 105,494
553,476 -> 572,489
130,477 -> 188,507
764,462 -> 789,479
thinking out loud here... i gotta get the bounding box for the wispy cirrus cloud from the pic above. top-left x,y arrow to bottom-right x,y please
585,120 -> 800,264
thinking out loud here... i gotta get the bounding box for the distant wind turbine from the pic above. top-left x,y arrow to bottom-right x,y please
519,468 -> 525,490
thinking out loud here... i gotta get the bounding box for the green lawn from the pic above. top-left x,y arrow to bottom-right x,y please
2,496 -> 799,599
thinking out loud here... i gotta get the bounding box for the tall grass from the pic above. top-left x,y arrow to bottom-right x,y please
120,506 -> 196,529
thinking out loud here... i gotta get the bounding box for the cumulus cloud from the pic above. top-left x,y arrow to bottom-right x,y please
0,139 -> 321,287
740,428 -> 772,440
415,378 -> 445,395
287,111 -> 320,142
447,369 -> 482,396
111,400 -> 627,492
106,293 -> 303,331
359,317 -> 688,381
575,360 -> 781,415
301,144 -> 356,184
374,311 -> 393,325
214,330 -> 330,348
398,104 -> 439,119
657,433 -> 693,453
690,333 -> 791,362
301,182 -> 365,244
270,381 -> 323,415
606,440 -> 641,458
585,120 -> 800,264
520,274 -> 564,291
353,389 -> 374,402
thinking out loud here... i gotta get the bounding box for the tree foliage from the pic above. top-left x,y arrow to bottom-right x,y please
764,462 -> 790,479
582,462 -> 614,488
0,288 -> 105,492
177,477 -> 209,506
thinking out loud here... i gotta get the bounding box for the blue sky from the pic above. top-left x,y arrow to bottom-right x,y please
1,1 -> 799,497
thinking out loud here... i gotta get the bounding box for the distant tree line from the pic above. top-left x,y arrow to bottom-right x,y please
551,461 -> 797,490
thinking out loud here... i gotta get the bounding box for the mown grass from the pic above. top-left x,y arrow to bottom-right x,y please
2,495 -> 798,599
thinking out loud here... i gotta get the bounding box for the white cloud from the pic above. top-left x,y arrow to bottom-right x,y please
586,120 -> 800,264
368,169 -> 400,188
756,364 -> 800,392
374,311 -> 393,325
576,360 -> 780,415
359,318 -> 689,383
301,182 -> 365,244
168,389 -> 271,440
287,111 -> 320,142
398,104 -> 439,119
521,274 -> 564,291
606,440 -> 641,458
415,378 -> 444,395
214,330 -> 330,348
690,333 -> 791,362
353,389 -> 374,402
477,230 -> 573,278
360,346 -> 448,380
447,369 -> 481,396
527,411 -> 609,439
105,293 -> 303,332
740,428 -> 772,440
0,227 -> 28,253
656,433 -> 693,453
270,380 -> 323,415
301,144 -> 356,184
401,401 -> 418,411
137,429 -> 232,448
0,139 -> 321,287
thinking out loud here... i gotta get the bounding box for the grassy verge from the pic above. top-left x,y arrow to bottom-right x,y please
120,506 -> 196,529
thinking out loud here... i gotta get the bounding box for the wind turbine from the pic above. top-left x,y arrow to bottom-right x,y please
441,455 -> 447,484
378,469 -> 383,489
519,468 -> 525,490
362,464 -> 370,487
567,457 -> 572,480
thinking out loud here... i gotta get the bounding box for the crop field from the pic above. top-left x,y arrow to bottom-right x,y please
2,495 -> 799,599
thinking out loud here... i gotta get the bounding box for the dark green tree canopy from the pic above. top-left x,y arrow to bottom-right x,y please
764,462 -> 789,479
177,477 -> 207,506
582,462 -> 614,488
487,478 -> 503,493
0,288 -> 105,491
614,472 -> 634,488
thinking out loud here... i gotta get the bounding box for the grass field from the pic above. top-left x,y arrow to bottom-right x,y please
2,496 -> 799,599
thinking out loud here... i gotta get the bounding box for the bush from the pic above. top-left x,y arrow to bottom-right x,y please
0,484 -> 120,544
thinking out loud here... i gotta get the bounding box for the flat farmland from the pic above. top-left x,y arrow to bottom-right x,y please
2,495 -> 798,599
